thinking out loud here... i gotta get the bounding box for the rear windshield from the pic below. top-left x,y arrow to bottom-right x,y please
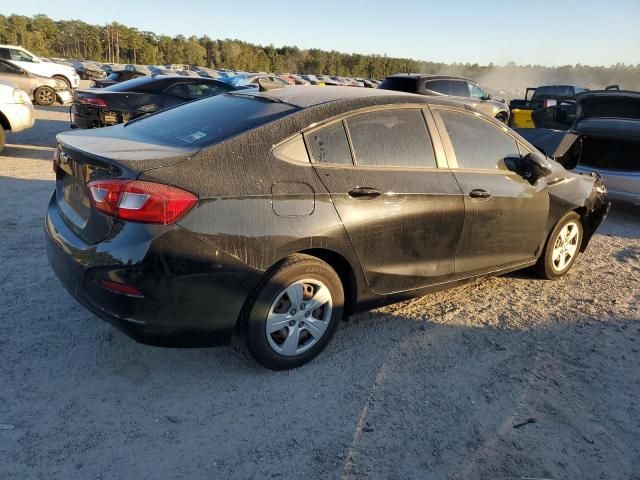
124,93 -> 298,147
379,77 -> 418,93
105,77 -> 157,92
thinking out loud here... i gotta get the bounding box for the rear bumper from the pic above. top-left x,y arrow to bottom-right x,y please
45,194 -> 261,347
72,104 -> 132,128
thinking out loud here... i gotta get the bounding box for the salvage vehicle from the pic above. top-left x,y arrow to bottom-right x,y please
46,85 -> 610,370
72,61 -> 107,81
518,88 -> 640,206
0,59 -> 72,106
225,73 -> 289,88
91,68 -> 150,88
379,74 -> 510,123
0,81 -> 35,152
0,45 -> 80,89
509,85 -> 590,129
72,76 -> 235,128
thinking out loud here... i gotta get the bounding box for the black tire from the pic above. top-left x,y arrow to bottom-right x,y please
53,75 -> 71,89
34,86 -> 56,106
535,211 -> 583,280
241,254 -> 344,370
496,112 -> 508,124
0,127 -> 5,153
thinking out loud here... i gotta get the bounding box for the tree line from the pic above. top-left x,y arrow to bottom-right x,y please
1,13 -> 640,89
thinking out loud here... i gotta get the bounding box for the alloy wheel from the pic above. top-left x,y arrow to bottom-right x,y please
35,88 -> 55,105
551,221 -> 580,273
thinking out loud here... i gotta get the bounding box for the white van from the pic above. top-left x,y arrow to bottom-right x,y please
0,45 -> 80,89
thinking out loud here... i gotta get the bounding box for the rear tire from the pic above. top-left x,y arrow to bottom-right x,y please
34,86 -> 56,106
241,254 -> 344,370
535,212 -> 583,279
496,112 -> 508,124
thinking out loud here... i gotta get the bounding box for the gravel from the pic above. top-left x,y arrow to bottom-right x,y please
1,107 -> 639,480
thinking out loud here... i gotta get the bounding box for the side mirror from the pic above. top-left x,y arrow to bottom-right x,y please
484,93 -> 492,100
505,152 -> 552,184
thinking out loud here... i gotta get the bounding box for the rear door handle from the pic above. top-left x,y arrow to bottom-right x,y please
469,189 -> 491,199
348,187 -> 382,199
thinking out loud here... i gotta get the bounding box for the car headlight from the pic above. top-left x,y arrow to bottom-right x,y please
13,88 -> 32,105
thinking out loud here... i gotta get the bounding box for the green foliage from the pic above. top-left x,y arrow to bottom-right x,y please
1,13 -> 639,89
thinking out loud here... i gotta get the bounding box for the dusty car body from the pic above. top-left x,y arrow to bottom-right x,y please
519,89 -> 640,206
73,61 -> 107,81
0,81 -> 35,152
379,74 -> 510,122
46,86 -> 609,369
72,76 -> 235,128
0,45 -> 80,89
0,59 -> 72,106
92,69 -> 150,88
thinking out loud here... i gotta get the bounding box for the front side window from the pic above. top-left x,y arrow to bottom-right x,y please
10,49 -> 34,62
346,109 -> 437,168
468,83 -> 487,100
439,110 -> 519,170
0,61 -> 21,74
305,121 -> 353,165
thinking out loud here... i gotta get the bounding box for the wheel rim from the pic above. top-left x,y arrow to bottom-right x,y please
265,279 -> 333,356
551,221 -> 580,273
36,89 -> 54,105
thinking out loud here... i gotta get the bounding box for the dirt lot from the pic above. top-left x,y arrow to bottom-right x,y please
1,107 -> 639,480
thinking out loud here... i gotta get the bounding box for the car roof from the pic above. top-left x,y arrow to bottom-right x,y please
237,85 -> 468,109
387,73 -> 478,83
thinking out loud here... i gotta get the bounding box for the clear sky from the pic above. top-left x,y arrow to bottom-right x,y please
3,0 -> 639,66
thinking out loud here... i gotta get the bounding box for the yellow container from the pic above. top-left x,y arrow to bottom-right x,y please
510,109 -> 535,129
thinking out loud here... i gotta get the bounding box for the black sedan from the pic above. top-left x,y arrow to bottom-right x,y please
91,68 -> 149,89
46,86 -> 609,370
72,76 -> 235,128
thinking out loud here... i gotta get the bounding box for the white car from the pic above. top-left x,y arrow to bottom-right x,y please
0,45 -> 80,89
0,81 -> 35,153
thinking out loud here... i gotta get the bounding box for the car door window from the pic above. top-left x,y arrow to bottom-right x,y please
346,109 -> 437,168
424,80 -> 450,95
305,121 -> 353,165
449,80 -> 469,97
9,49 -> 34,62
468,82 -> 487,99
439,110 -> 519,169
0,61 -> 21,74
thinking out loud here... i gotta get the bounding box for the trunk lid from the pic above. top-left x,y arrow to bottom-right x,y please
55,126 -> 199,244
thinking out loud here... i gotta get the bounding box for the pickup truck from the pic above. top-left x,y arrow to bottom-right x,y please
509,85 -> 590,129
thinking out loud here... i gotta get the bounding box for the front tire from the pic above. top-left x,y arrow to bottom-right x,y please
53,75 -> 71,89
34,86 -> 56,106
535,212 -> 583,279
242,254 -> 344,370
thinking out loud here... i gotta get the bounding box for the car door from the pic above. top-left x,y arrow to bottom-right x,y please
431,107 -> 549,275
0,60 -> 31,93
307,107 -> 465,295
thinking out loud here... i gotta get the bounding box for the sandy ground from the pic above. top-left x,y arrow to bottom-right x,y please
0,108 -> 639,480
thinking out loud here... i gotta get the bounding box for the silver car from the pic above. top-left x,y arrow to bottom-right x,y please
0,80 -> 35,152
379,74 -> 510,123
0,58 -> 72,106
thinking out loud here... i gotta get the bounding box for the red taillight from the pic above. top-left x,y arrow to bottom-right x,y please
99,279 -> 144,298
80,97 -> 107,107
87,179 -> 197,225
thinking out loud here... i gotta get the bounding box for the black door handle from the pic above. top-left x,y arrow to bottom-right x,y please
348,187 -> 382,199
469,189 -> 491,199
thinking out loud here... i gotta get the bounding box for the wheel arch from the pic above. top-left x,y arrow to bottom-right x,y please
0,111 -> 11,131
298,248 -> 358,317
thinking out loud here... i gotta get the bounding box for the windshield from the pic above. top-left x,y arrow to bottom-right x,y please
124,93 -> 298,147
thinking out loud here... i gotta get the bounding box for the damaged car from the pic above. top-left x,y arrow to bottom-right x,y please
0,59 -> 72,106
46,85 -> 609,370
517,88 -> 640,206
72,75 -> 235,128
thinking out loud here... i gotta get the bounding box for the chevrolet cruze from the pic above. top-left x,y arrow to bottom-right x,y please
46,85 -> 609,369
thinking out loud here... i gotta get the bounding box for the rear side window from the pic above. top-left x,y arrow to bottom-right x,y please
378,77 -> 419,93
346,109 -> 437,168
449,80 -> 469,97
439,110 -> 519,169
305,122 -> 353,165
124,94 -> 298,147
425,80 -> 450,95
